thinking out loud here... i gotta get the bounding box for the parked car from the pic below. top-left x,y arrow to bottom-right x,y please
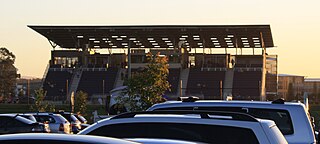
147,97 -> 316,144
0,133 -> 139,144
0,114 -> 46,134
79,111 -> 287,144
28,112 -> 71,134
73,114 -> 90,130
54,111 -> 82,133
15,113 -> 50,133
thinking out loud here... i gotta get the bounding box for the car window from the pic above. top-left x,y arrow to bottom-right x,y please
34,115 -> 56,123
156,106 -> 294,135
87,123 -> 259,144
248,108 -> 293,135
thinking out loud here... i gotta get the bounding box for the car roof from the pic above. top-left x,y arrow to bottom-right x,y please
0,114 -> 18,117
126,138 -> 204,144
148,100 -> 306,110
0,133 -> 138,144
0,114 -> 35,124
83,111 -> 273,132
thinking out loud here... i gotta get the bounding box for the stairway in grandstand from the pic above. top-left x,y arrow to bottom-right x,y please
67,68 -> 83,101
223,69 -> 234,99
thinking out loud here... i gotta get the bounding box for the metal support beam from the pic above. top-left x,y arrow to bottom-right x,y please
127,41 -> 131,78
260,32 -> 267,101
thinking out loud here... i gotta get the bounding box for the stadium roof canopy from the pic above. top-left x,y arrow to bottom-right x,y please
28,25 -> 274,49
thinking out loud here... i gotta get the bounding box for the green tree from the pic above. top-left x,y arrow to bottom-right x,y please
30,88 -> 55,112
118,52 -> 170,111
0,47 -> 18,102
74,91 -> 88,115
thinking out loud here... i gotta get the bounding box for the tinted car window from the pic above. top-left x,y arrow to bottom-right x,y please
157,106 -> 294,135
88,123 -> 259,144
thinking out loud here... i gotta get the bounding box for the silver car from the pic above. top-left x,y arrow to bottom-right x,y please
29,113 -> 71,134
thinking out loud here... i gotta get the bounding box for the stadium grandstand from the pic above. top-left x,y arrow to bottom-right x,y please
28,25 -> 277,102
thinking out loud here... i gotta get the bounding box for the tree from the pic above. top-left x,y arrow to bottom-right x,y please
117,52 -> 170,111
0,47 -> 18,102
30,88 -> 55,112
74,91 -> 88,115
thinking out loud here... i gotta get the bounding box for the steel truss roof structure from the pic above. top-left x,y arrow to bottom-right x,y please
28,25 -> 274,49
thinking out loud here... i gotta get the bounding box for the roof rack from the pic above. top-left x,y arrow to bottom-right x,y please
177,96 -> 199,102
272,98 -> 285,104
110,110 -> 258,122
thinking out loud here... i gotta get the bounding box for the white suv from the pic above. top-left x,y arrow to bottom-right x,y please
79,111 -> 287,144
147,97 -> 316,144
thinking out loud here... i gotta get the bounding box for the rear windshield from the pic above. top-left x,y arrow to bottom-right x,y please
87,123 -> 259,144
156,107 -> 294,135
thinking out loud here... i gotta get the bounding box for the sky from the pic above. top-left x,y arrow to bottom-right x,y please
1,0 -> 320,78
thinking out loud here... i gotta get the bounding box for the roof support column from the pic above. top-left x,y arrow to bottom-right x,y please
260,32 -> 266,101
127,41 -> 131,78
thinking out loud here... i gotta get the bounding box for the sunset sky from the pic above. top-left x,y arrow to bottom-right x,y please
1,0 -> 319,78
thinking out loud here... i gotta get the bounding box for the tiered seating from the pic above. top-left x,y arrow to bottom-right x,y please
232,71 -> 262,100
77,68 -> 118,96
166,69 -> 180,95
43,71 -> 73,100
187,69 -> 225,99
